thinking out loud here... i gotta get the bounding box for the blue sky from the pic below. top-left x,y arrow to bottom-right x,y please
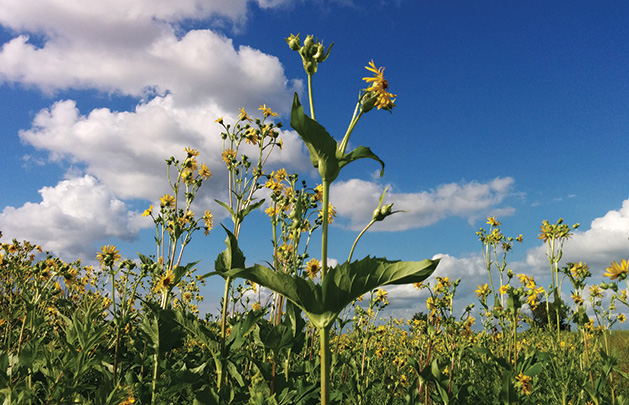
1,0 -> 628,321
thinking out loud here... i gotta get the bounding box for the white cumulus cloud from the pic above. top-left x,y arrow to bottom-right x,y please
0,175 -> 144,260
330,177 -> 516,231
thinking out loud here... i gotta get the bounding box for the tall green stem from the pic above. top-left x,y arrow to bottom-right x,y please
320,325 -> 331,405
308,74 -> 315,120
321,180 -> 330,278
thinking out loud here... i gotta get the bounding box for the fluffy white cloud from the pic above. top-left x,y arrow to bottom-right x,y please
330,177 -> 515,231
19,97 -> 310,203
0,175 -> 144,260
526,199 -> 629,274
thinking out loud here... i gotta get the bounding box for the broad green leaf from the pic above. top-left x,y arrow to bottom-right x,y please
228,256 -> 438,329
290,93 -> 340,182
201,225 -> 245,279
173,260 -> 200,286
338,145 -> 385,178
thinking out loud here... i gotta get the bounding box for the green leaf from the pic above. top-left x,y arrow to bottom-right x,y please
290,93 -> 340,182
240,198 -> 266,220
201,225 -> 245,279
338,145 -> 385,178
214,199 -> 237,224
173,260 -> 200,286
228,256 -> 438,329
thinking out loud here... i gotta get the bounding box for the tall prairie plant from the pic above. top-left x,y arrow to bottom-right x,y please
223,33 -> 439,405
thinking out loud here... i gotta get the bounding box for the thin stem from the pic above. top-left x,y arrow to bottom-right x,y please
339,104 -> 363,155
349,219 -> 375,263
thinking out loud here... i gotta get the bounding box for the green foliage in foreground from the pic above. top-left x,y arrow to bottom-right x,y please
1,238 -> 629,405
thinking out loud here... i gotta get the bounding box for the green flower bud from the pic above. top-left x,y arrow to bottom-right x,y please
600,282 -> 608,289
285,33 -> 301,51
303,35 -> 314,51
372,203 -> 394,222
360,91 -> 378,113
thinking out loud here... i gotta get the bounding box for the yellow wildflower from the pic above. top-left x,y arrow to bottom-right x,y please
486,217 -> 501,227
198,163 -> 212,180
258,104 -> 277,118
154,271 -> 175,293
515,372 -> 533,395
160,194 -> 176,208
363,60 -> 397,111
142,205 -> 153,217
604,259 -> 628,281
305,258 -> 321,279
96,245 -> 122,268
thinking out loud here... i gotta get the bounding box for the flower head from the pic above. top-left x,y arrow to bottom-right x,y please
305,258 -> 321,279
604,259 -> 628,281
198,163 -> 212,180
154,271 -> 175,293
362,60 -> 397,111
486,217 -> 501,227
96,245 -> 122,268
142,205 -> 153,217
515,372 -> 533,395
160,194 -> 176,208
258,104 -> 278,118
221,149 -> 236,167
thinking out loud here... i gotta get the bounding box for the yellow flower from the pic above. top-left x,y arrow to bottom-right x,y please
244,127 -> 259,145
486,217 -> 501,227
221,149 -> 236,166
362,60 -> 397,111
309,183 -> 324,198
571,293 -> 584,305
375,288 -> 388,303
160,194 -> 176,208
258,104 -> 277,118
515,372 -> 533,395
305,258 -> 321,279
96,245 -> 122,268
203,210 -> 213,235
319,203 -> 336,224
618,314 -> 626,323
142,205 -> 153,217
252,302 -> 262,311
265,205 -> 278,218
589,285 -> 603,299
198,163 -> 212,180
184,147 -> 199,157
571,261 -> 590,280
154,271 -> 175,293
215,117 -> 224,124
274,168 -> 288,182
475,283 -> 490,298
499,284 -> 509,295
238,107 -> 253,122
604,259 -> 628,281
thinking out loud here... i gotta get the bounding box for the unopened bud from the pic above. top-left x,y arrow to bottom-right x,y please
285,33 -> 301,51
360,91 -> 377,113
372,203 -> 394,222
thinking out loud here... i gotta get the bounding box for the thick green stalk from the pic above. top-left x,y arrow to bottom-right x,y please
320,325 -> 331,405
308,74 -> 315,120
321,180 -> 330,278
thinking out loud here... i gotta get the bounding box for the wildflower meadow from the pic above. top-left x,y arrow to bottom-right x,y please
1,34 -> 628,405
